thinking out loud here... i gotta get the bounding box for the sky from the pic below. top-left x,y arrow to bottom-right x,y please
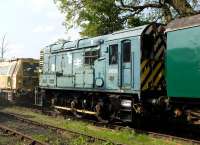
0,0 -> 80,59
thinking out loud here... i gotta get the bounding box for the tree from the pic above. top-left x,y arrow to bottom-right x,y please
0,34 -> 8,59
54,0 -> 149,37
55,0 -> 200,37
118,0 -> 200,22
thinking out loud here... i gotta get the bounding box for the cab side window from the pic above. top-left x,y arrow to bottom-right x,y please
109,44 -> 118,65
122,40 -> 131,63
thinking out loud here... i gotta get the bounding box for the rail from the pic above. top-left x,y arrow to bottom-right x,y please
0,112 -> 124,145
0,124 -> 48,145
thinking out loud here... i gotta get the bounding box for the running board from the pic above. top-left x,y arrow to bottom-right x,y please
54,106 -> 96,115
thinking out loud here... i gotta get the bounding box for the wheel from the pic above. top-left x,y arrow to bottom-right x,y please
71,101 -> 82,118
95,103 -> 109,123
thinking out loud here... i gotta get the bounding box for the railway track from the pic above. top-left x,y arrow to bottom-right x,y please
1,111 -> 200,145
0,111 -> 123,145
48,109 -> 200,145
147,131 -> 200,145
0,124 -> 48,145
72,117 -> 200,145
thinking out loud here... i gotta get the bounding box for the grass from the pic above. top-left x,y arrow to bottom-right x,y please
32,133 -> 71,145
0,136 -> 28,145
0,105 -> 189,145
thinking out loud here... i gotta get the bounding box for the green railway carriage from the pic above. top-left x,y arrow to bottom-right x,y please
166,14 -> 200,99
165,15 -> 200,120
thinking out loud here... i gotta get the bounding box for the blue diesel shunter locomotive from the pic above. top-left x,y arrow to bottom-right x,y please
37,23 -> 166,122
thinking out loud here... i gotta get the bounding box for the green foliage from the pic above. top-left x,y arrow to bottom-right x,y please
128,17 -> 149,27
54,0 -> 149,37
55,0 -> 200,37
78,0 -> 124,36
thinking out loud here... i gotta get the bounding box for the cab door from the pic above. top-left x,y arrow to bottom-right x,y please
107,42 -> 119,90
121,40 -> 132,89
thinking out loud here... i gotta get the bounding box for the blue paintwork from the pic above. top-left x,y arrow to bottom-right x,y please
39,25 -> 148,95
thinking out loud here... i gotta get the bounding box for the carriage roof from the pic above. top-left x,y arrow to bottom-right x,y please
166,14 -> 200,32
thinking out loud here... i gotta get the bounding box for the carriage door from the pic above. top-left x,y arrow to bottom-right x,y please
121,40 -> 131,89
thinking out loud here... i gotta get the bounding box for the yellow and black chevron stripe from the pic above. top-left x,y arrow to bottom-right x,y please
141,25 -> 166,91
141,60 -> 164,91
154,33 -> 166,60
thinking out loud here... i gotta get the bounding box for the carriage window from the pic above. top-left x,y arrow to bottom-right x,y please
109,44 -> 118,65
84,49 -> 100,65
122,40 -> 131,63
